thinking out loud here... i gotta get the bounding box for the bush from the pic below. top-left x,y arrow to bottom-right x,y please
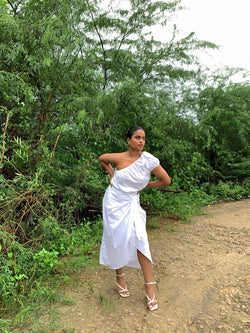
0,215 -> 103,316
141,179 -> 249,222
204,180 -> 249,201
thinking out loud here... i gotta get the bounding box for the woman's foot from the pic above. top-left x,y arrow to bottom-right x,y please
116,273 -> 130,298
144,282 -> 158,310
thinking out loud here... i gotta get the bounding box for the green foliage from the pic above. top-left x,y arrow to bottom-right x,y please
0,318 -> 11,332
0,228 -> 34,306
33,216 -> 103,256
0,216 -> 102,324
142,179 -> 249,222
33,248 -> 59,274
203,180 -> 250,202
196,83 -> 250,179
99,294 -> 114,311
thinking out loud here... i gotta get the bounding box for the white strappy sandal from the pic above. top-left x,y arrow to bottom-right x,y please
144,281 -> 158,311
116,273 -> 130,298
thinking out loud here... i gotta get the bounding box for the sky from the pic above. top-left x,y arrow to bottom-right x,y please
155,0 -> 250,74
107,0 -> 250,77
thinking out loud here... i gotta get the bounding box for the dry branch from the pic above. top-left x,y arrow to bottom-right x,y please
49,134 -> 60,165
0,113 -> 9,169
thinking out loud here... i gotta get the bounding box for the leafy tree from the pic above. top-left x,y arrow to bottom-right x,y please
82,0 -> 216,151
1,0 -> 217,178
196,82 -> 250,179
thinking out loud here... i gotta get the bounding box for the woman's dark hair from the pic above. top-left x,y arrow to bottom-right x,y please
125,126 -> 144,139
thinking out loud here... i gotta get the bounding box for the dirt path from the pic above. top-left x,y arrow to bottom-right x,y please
32,199 -> 250,332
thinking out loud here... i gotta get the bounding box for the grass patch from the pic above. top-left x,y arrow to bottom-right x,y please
99,294 -> 114,312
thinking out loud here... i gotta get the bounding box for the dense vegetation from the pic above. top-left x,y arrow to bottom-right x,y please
0,0 -> 249,329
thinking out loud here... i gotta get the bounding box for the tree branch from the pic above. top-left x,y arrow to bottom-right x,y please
86,1 -> 108,90
7,0 -> 18,16
158,188 -> 182,193
7,0 -> 15,11
0,113 -> 10,170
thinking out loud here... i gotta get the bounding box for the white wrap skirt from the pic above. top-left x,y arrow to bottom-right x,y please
99,185 -> 152,269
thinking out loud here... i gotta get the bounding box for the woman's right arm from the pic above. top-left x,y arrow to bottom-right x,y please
99,153 -> 120,177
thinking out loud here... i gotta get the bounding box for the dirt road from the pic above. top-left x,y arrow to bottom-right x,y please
34,199 -> 250,332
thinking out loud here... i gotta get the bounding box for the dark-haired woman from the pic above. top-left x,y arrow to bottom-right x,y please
99,126 -> 171,311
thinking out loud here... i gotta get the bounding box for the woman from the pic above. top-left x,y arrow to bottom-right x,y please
99,126 -> 171,310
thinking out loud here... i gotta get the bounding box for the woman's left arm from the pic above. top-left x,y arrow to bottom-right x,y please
146,165 -> 171,188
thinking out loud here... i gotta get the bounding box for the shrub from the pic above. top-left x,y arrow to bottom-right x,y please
206,180 -> 249,201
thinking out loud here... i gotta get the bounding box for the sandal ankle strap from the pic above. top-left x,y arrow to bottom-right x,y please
145,281 -> 156,285
116,273 -> 125,278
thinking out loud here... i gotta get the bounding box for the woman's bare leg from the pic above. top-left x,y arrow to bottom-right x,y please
137,250 -> 157,309
115,268 -> 130,297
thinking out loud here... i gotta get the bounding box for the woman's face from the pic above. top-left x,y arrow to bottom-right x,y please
128,129 -> 146,151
